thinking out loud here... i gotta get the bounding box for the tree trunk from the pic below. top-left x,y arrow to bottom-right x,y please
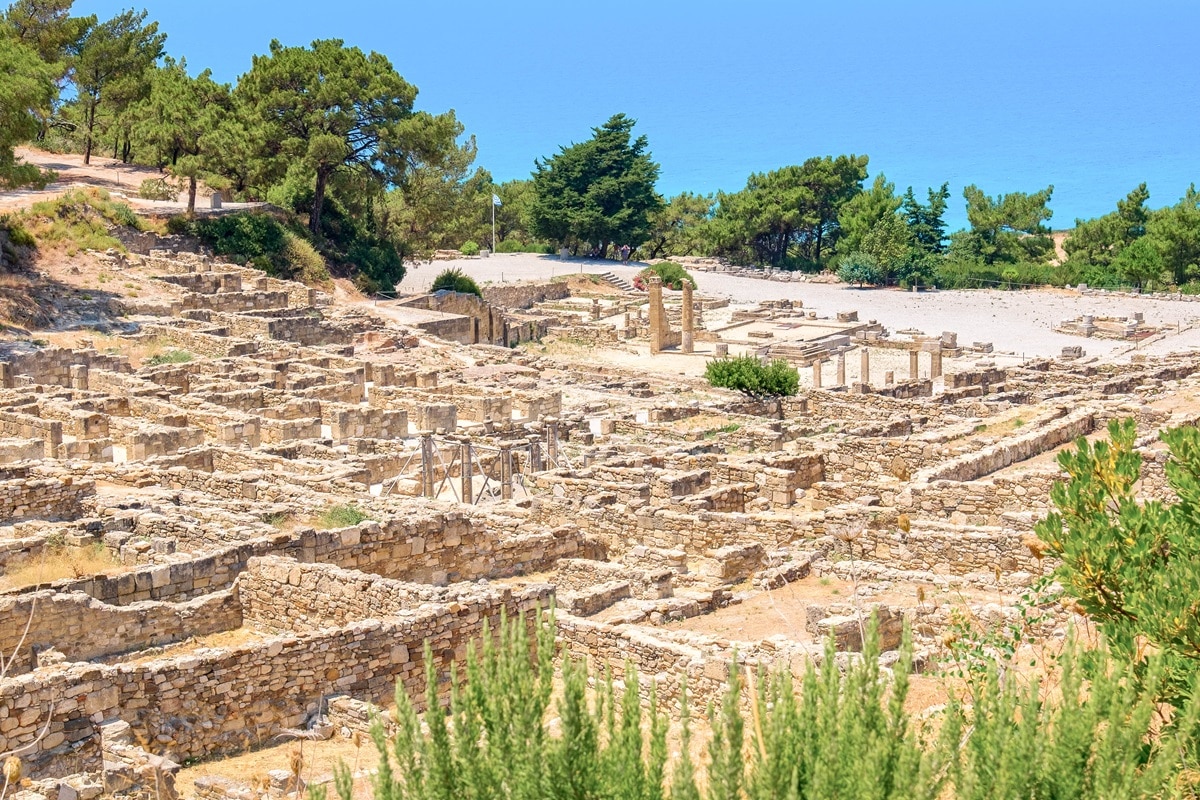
83,103 -> 95,165
598,242 -> 609,260
310,168 -> 329,236
187,175 -> 197,216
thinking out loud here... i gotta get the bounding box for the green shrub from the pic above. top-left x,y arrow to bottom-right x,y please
496,238 -> 524,253
16,189 -> 143,252
324,610 -> 1197,800
837,252 -> 883,286
145,349 -> 193,366
316,504 -> 370,529
460,240 -> 480,256
281,232 -> 330,284
634,261 -> 696,290
705,356 -> 799,398
431,267 -> 483,298
137,178 -> 176,201
165,215 -> 194,236
1,217 -> 35,248
193,213 -> 288,272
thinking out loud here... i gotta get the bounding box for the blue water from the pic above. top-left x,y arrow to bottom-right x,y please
77,0 -> 1200,230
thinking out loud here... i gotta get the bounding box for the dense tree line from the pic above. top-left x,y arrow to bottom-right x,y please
0,1 -> 1198,293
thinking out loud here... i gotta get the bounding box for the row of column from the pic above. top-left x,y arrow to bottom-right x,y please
418,419 -> 561,503
648,277 -> 696,355
810,347 -> 943,389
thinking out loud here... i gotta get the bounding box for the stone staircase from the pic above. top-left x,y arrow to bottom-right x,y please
599,271 -> 636,292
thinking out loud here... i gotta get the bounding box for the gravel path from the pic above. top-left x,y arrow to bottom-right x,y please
398,253 -> 1200,361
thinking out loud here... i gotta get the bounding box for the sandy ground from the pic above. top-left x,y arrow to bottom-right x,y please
400,253 -> 1200,363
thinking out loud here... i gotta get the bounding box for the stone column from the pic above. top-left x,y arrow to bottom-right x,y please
836,352 -> 846,386
859,347 -> 870,387
909,349 -> 920,381
648,277 -> 665,354
885,370 -> 895,386
500,445 -> 514,500
812,360 -> 823,389
420,432 -> 436,498
592,299 -> 602,320
715,343 -> 729,357
545,418 -> 559,465
931,349 -> 943,379
460,440 -> 474,504
528,435 -> 543,472
0,362 -> 11,389
681,281 -> 695,354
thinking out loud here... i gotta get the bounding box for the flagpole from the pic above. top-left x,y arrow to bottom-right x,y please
492,199 -> 496,254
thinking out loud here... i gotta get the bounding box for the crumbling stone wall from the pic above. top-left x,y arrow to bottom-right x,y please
0,588 -> 242,677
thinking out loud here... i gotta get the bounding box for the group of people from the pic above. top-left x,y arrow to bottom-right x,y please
584,243 -> 633,263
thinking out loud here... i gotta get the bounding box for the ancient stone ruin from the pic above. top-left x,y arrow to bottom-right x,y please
3,247 -> 1199,800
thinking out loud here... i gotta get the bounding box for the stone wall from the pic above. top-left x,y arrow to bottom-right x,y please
2,584 -> 551,778
913,408 -> 1095,483
0,473 -> 94,523
482,281 -> 570,310
0,588 -> 242,677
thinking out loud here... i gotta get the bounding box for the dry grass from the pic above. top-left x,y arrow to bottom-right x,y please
176,736 -> 381,800
0,543 -> 125,591
36,332 -> 192,368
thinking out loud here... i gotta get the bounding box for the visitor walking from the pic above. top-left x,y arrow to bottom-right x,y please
619,244 -> 631,265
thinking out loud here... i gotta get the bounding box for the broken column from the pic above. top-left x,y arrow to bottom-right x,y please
648,277 -> 665,354
909,349 -> 920,381
70,364 -> 89,391
681,281 -> 695,354
860,347 -> 870,387
812,359 -> 823,389
836,352 -> 846,386
931,349 -> 943,379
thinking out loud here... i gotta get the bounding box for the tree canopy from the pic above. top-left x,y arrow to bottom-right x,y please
0,34 -> 55,187
237,39 -> 425,236
956,184 -> 1054,265
529,113 -> 661,257
709,155 -> 868,269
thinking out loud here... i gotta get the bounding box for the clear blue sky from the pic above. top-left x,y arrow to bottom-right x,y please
76,0 -> 1200,229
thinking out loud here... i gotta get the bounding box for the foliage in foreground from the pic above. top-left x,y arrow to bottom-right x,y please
705,356 -> 799,399
431,267 -> 482,298
1037,418 -> 1200,704
171,212 -> 330,284
313,611 -> 1199,800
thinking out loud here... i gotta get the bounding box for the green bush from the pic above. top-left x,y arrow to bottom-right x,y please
431,267 -> 483,298
459,240 -> 481,256
281,232 -> 330,284
1,217 -> 35,248
837,252 -> 883,286
315,504 -> 370,529
137,178 -> 176,201
634,261 -> 696,290
165,215 -> 193,236
705,356 -> 799,398
496,238 -> 524,253
145,349 -> 193,366
320,610 -> 1198,800
193,213 -> 288,271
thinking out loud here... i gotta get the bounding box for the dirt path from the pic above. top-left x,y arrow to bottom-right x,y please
0,146 -> 265,216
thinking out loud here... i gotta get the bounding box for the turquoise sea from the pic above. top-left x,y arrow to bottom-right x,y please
78,0 -> 1200,230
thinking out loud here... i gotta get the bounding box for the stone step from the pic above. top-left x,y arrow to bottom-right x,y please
599,271 -> 635,292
